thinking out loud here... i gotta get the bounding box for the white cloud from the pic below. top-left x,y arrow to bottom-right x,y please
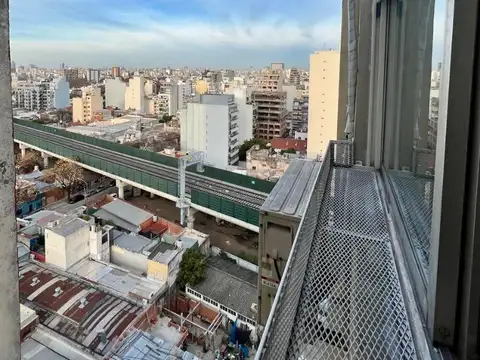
9,0 -> 341,67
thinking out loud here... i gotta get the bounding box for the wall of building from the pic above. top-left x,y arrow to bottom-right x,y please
111,245 -> 149,274
195,80 -> 208,95
45,230 -> 67,269
147,260 -> 169,283
64,225 -> 90,269
105,78 -> 127,109
205,105 -> 230,168
307,50 -> 341,158
125,76 -> 145,112
52,79 -> 70,109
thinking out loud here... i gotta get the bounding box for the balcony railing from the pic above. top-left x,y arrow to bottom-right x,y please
255,140 -> 424,360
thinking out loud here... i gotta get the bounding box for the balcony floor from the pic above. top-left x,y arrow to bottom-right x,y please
261,166 -> 419,360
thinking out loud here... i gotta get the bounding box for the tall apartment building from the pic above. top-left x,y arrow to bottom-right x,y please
144,79 -> 156,96
180,94 -> 240,169
63,68 -> 79,82
306,50 -> 341,159
292,96 -> 309,132
105,77 -> 127,109
125,76 -> 145,112
146,94 -> 171,116
252,64 -> 288,140
72,87 -> 103,124
225,86 -> 256,143
86,69 -> 101,83
112,66 -> 121,78
289,68 -> 301,87
13,78 -> 69,111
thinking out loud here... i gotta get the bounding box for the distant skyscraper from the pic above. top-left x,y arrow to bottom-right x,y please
63,68 -> 79,82
307,50 -> 341,159
112,66 -> 121,78
86,69 -> 101,83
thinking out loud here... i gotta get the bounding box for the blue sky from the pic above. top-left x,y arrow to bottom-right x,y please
9,0 -> 446,68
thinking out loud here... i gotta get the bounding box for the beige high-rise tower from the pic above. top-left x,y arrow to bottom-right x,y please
307,50 -> 341,158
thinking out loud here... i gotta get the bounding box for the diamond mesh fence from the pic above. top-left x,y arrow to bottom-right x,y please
258,141 -> 418,360
387,148 -> 435,276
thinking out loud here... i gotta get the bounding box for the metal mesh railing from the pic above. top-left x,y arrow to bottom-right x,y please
387,147 -> 435,277
257,141 -> 418,360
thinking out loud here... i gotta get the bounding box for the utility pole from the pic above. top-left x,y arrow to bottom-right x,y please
176,152 -> 204,226
0,0 -> 21,358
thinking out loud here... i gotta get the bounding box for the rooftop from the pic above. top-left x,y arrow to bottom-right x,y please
113,232 -> 155,254
190,256 -> 257,320
46,216 -> 89,237
99,199 -> 152,227
68,258 -> 166,303
260,159 -> 322,219
110,328 -> 199,360
19,263 -> 144,356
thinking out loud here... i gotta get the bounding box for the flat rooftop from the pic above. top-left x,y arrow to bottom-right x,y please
19,263 -> 144,356
113,232 -> 155,254
68,258 -> 166,303
190,256 -> 257,320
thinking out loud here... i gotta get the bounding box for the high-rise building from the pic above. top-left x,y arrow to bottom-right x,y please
195,79 -> 208,95
124,76 -> 145,112
112,66 -> 121,78
252,64 -> 288,140
105,77 -> 127,109
86,69 -> 101,83
63,68 -> 79,82
146,93 -> 171,116
72,86 -> 103,123
180,94 -> 240,169
291,96 -> 308,132
225,86 -> 256,143
306,50 -> 341,159
13,78 -> 69,111
289,68 -> 300,87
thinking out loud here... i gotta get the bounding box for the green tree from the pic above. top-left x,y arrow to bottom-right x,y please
281,148 -> 297,154
178,248 -> 206,288
238,138 -> 268,161
159,115 -> 174,123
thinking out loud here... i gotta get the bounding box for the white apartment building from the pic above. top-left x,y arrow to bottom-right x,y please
125,76 -> 145,112
180,94 -> 240,169
105,77 -> 127,109
168,82 -> 185,115
72,86 -> 103,124
13,78 -> 69,111
225,86 -> 255,143
146,93 -> 171,116
144,79 -> 155,96
307,50 -> 341,159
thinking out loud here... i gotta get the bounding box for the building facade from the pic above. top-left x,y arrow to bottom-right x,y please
13,78 -> 69,111
125,76 -> 145,112
180,94 -> 240,169
306,50 -> 341,159
105,77 -> 127,109
72,86 -> 103,124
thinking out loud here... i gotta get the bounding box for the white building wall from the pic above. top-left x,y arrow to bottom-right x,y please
105,78 -> 127,109
180,103 -> 207,154
125,76 -> 145,112
226,87 -> 253,143
64,225 -> 90,269
283,85 -> 297,112
44,230 -> 67,270
110,246 -> 148,274
205,105 -> 230,168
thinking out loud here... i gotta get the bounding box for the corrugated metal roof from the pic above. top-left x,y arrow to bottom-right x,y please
19,263 -> 144,356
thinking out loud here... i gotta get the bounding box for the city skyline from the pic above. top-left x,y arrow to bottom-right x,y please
10,0 -> 341,68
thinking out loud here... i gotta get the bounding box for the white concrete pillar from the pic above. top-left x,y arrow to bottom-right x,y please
150,192 -> 155,199
41,152 -> 49,168
116,179 -> 125,199
0,0 -> 21,356
19,143 -> 27,158
187,207 -> 197,229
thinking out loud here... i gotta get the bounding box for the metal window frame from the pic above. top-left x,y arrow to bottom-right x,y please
427,0 -> 477,348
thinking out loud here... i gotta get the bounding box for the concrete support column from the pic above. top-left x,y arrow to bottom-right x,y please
19,143 -> 27,158
41,152 -> 49,168
150,192 -> 155,199
116,179 -> 125,200
186,207 -> 197,229
0,0 -> 21,357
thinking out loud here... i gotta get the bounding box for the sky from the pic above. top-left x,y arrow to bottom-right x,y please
10,0 -> 446,69
9,0 -> 341,68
